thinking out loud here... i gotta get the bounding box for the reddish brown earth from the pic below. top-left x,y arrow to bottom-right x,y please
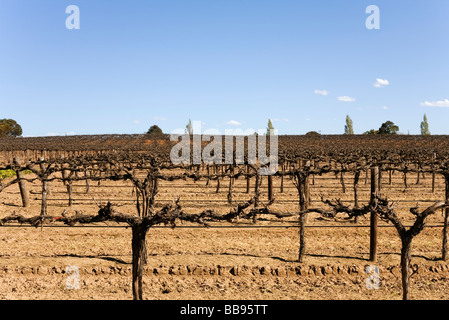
1,171 -> 448,300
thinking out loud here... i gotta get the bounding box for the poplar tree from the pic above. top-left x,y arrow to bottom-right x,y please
344,115 -> 354,134
267,119 -> 275,135
185,119 -> 193,135
420,114 -> 430,135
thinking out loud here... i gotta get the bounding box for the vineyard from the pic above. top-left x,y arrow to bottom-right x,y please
1,134 -> 449,300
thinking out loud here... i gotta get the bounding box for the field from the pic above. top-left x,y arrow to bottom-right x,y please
1,154 -> 449,300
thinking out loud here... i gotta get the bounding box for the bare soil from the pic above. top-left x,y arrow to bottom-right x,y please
1,171 -> 449,300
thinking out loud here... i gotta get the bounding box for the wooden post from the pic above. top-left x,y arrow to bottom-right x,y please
432,153 -> 437,194
39,157 -> 49,216
13,157 -> 30,208
253,172 -> 261,223
246,165 -> 250,193
227,165 -> 234,204
353,171 -> 360,223
442,173 -> 449,261
267,175 -> 273,202
298,172 -> 310,263
354,171 -> 360,208
280,162 -> 284,193
85,170 -> 90,194
215,167 -> 221,193
378,168 -> 382,193
432,171 -> 436,194
305,174 -> 310,223
254,173 -> 260,207
369,167 -> 379,262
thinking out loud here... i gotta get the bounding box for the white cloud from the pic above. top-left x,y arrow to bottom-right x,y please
381,106 -> 389,110
153,116 -> 166,121
337,96 -> 356,102
373,78 -> 390,88
420,99 -> 449,107
272,118 -> 289,122
314,89 -> 329,96
133,119 -> 142,124
226,120 -> 242,126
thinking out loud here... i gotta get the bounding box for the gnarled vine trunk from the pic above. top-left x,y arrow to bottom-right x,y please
131,223 -> 149,300
401,237 -> 412,300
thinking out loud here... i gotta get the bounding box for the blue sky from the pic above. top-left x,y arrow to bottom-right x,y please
0,0 -> 448,136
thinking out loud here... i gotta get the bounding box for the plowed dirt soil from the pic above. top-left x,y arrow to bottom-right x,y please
1,171 -> 448,300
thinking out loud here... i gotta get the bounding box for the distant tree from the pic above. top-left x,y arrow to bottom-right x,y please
378,121 -> 399,134
364,121 -> 399,135
420,114 -> 430,135
146,125 -> 163,136
305,131 -> 320,136
185,119 -> 193,135
267,119 -> 275,135
344,115 -> 354,134
363,129 -> 378,135
0,119 -> 22,137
